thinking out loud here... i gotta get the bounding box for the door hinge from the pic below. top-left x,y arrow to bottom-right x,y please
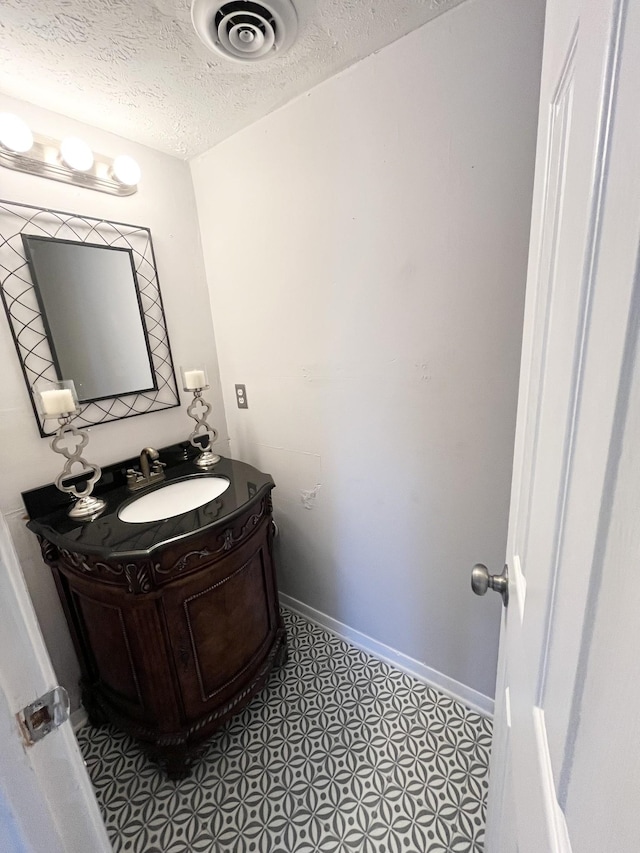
17,686 -> 70,746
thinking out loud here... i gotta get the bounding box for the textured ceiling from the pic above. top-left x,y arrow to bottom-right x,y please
0,0 -> 466,159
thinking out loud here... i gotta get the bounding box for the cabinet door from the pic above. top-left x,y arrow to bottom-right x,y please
61,577 -> 181,731
163,519 -> 279,722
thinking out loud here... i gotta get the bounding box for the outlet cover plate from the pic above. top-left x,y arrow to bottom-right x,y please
235,384 -> 248,409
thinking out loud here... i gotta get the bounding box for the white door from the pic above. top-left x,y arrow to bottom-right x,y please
0,513 -> 111,853
481,0 -> 640,849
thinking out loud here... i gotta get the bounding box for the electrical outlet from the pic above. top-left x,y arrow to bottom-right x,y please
235,384 -> 248,409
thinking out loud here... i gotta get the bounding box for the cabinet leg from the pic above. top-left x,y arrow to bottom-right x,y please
81,686 -> 108,728
165,751 -> 192,781
275,635 -> 289,668
148,745 -> 196,781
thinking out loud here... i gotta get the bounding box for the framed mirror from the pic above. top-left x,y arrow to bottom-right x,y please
0,199 -> 179,436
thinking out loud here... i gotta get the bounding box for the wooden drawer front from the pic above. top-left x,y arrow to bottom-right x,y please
166,524 -> 277,718
151,494 -> 272,588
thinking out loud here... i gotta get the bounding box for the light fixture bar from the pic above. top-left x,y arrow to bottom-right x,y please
0,129 -> 139,197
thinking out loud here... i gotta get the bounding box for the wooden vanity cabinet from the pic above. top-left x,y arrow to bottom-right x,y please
38,492 -> 287,778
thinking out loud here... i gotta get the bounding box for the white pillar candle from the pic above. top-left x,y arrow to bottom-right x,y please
183,369 -> 206,390
40,388 -> 76,415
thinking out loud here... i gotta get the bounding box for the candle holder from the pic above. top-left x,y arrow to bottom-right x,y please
181,367 -> 220,468
35,381 -> 106,520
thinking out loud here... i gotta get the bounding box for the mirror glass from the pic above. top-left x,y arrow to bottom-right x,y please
22,235 -> 156,402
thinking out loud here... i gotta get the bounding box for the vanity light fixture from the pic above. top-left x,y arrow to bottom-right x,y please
181,367 -> 221,468
35,379 -> 106,520
0,112 -> 34,153
0,116 -> 141,196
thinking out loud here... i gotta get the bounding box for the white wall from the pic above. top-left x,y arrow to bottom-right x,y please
191,0 -> 544,702
0,94 -> 229,708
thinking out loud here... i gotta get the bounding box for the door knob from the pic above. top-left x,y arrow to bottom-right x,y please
471,563 -> 509,606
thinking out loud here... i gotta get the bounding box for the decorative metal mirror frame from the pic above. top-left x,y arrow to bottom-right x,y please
0,199 -> 180,437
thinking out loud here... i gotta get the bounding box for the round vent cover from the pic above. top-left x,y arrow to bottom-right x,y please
191,0 -> 298,62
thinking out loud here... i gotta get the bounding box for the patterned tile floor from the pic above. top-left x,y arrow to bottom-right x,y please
76,609 -> 492,852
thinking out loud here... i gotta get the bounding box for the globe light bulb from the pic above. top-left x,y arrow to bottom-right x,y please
111,154 -> 141,186
60,136 -> 94,171
0,113 -> 33,153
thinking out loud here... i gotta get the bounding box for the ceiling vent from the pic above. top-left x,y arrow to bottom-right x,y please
191,0 -> 298,63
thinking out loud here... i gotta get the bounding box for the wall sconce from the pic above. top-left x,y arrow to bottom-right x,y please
0,112 -> 141,197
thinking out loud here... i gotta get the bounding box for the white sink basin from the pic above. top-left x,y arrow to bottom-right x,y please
118,477 -> 230,523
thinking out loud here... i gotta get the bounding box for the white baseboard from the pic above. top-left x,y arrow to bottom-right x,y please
70,706 -> 88,733
279,593 -> 494,719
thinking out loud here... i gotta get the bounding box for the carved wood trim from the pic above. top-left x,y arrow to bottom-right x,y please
55,547 -> 154,595
223,505 -> 266,549
37,536 -> 58,564
164,548 -> 214,575
123,564 -> 152,595
153,498 -> 268,580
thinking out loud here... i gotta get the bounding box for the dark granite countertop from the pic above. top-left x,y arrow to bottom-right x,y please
22,444 -> 274,561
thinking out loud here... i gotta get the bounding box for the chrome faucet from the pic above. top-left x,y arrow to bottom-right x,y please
126,447 -> 166,492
